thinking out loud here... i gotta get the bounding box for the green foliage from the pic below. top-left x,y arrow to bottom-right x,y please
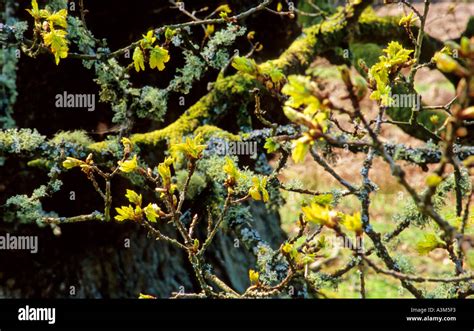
232,57 -> 258,76
133,30 -> 170,72
27,0 -> 69,65
350,42 -> 382,73
118,155 -> 138,173
368,41 -> 413,105
264,138 -> 280,154
416,233 -> 446,255
51,130 -> 94,146
133,47 -> 145,72
149,46 -> 170,70
248,176 -> 270,203
170,133 -> 207,160
115,189 -> 161,223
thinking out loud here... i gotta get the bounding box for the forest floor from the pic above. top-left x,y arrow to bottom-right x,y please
276,1 -> 474,298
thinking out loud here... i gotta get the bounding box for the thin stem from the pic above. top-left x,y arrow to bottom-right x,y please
363,256 -> 474,283
199,192 -> 232,255
409,0 -> 431,84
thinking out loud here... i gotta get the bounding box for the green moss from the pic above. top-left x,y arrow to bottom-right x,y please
27,158 -> 53,169
88,138 -> 122,156
271,25 -> 319,70
130,94 -> 209,146
306,66 -> 341,80
357,11 -> 405,45
51,130 -> 94,146
88,141 -> 109,153
117,74 -> 254,148
350,42 -> 382,69
194,125 -> 241,141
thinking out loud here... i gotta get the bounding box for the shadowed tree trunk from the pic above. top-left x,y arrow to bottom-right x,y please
0,204 -> 285,298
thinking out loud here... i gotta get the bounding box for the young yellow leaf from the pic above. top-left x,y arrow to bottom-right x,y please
170,133 -> 207,159
121,137 -> 133,152
291,136 -> 311,164
115,205 -> 135,222
249,269 -> 259,285
141,30 -> 156,48
62,157 -> 83,169
260,177 -> 269,202
215,4 -> 232,14
425,173 -> 442,188
231,56 -> 258,76
42,28 -> 69,65
264,138 -> 280,154
158,158 -> 173,186
133,47 -> 145,72
205,24 -> 215,38
282,242 -> 293,254
384,41 -> 413,66
219,11 -> 229,19
26,0 -> 40,19
125,189 -> 142,206
144,203 -> 160,223
47,9 -> 68,29
149,46 -> 170,71
341,212 -> 363,235
416,233 -> 445,255
282,75 -> 319,109
260,65 -> 285,84
165,28 -> 176,41
301,202 -> 334,227
398,12 -> 417,27
118,155 -> 138,173
433,53 -> 457,73
248,176 -> 270,203
138,293 -> 156,299
223,156 -> 240,181
247,31 -> 256,41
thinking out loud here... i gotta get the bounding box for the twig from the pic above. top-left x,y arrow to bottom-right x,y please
363,256 -> 474,283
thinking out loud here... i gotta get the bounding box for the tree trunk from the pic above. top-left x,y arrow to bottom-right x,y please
0,203 -> 285,298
